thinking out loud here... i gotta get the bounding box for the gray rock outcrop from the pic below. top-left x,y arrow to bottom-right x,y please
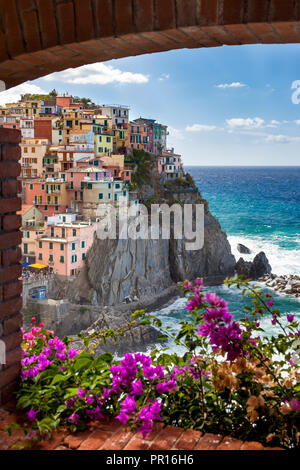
237,243 -> 251,254
236,251 -> 272,280
66,190 -> 236,306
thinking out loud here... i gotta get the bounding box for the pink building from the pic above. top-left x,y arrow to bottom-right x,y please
158,149 -> 184,181
36,216 -> 97,277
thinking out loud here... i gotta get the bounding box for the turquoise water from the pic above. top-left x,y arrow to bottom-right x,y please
153,166 -> 300,352
188,166 -> 300,275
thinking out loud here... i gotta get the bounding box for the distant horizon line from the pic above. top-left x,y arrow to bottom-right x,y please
183,164 -> 300,167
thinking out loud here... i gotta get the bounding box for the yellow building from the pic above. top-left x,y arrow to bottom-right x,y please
113,125 -> 129,151
62,109 -> 83,144
94,132 -> 113,156
20,100 -> 41,118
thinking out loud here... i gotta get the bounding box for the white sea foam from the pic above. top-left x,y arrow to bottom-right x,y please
228,235 -> 300,276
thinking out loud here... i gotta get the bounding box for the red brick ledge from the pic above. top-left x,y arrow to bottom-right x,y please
0,405 -> 284,451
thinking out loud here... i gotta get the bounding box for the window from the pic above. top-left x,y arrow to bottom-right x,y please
99,193 -> 103,200
31,147 -> 35,153
39,241 -> 42,248
49,242 -> 53,250
49,254 -> 53,262
81,241 -> 85,248
115,183 -> 120,189
41,184 -> 44,190
73,229 -> 76,236
62,228 -> 65,238
106,137 -> 111,143
44,205 -> 48,210
30,184 -> 33,190
82,253 -> 86,260
72,242 -> 75,250
39,253 -> 42,260
23,243 -> 28,254
60,244 -> 64,251
60,256 -> 64,263
70,182 -> 73,189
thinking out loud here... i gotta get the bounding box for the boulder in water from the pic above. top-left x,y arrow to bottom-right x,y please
235,251 -> 271,280
237,243 -> 251,254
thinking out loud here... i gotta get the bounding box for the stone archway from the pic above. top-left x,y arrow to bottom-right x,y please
1,0 -> 300,404
0,0 -> 300,90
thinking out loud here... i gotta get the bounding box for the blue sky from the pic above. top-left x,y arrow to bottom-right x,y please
2,43 -> 300,166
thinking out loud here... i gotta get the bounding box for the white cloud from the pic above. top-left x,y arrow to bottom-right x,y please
159,73 -> 170,81
265,134 -> 300,144
0,83 -> 48,106
186,124 -> 217,132
43,63 -> 149,85
266,120 -> 280,128
226,117 -> 265,129
168,126 -> 184,140
294,120 -> 300,125
216,82 -> 247,89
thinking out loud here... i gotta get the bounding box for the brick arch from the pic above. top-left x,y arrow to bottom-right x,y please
0,0 -> 300,90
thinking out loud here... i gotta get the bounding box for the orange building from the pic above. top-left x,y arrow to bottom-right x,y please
129,122 -> 150,151
24,178 -> 68,219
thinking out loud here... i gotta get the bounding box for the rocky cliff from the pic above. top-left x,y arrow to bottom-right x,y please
66,180 -> 236,306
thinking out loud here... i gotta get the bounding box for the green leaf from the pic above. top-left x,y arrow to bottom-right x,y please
51,374 -> 70,385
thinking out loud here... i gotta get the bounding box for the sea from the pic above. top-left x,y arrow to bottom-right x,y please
152,166 -> 300,354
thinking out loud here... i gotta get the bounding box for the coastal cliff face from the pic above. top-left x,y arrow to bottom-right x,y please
66,188 -> 235,306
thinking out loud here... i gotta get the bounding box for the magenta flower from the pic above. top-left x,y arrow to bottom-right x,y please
86,395 -> 94,405
68,348 -> 78,360
77,387 -> 87,399
266,300 -> 274,308
68,412 -> 80,425
290,399 -> 300,411
156,379 -> 177,394
287,314 -> 295,323
27,409 -> 39,421
131,379 -> 143,396
195,278 -> 204,288
186,294 -> 202,311
115,412 -> 129,424
183,281 -> 193,290
120,395 -> 136,414
65,397 -> 76,408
